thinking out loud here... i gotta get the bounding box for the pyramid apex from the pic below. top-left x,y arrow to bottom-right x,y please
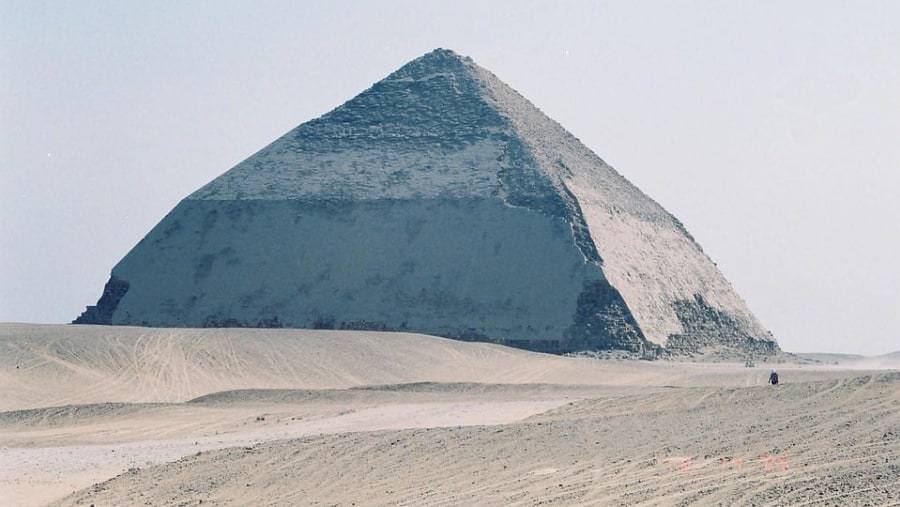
422,47 -> 464,58
382,47 -> 476,83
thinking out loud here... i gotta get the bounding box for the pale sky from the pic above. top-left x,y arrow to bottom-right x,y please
2,1 -> 898,355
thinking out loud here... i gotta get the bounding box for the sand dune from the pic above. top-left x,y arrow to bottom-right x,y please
1,324 -> 897,506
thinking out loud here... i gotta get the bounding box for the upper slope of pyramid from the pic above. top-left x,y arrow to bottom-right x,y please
189,49 -> 509,202
188,49 -> 665,223
188,48 -> 684,266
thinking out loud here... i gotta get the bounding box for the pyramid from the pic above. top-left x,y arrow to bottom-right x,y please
75,49 -> 778,358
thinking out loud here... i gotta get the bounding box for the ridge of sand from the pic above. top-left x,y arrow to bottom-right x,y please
1,324 -> 897,506
0,323 -> 797,412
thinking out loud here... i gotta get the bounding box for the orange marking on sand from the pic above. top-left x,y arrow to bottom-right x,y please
779,455 -> 789,471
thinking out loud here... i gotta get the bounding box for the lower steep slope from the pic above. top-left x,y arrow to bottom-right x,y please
73,196 -> 668,355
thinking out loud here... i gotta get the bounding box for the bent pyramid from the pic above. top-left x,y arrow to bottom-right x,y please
75,49 -> 778,358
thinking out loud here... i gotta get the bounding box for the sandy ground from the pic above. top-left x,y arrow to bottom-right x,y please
0,324 -> 897,506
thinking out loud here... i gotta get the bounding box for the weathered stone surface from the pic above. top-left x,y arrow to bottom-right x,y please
74,49 -> 778,357
73,276 -> 129,326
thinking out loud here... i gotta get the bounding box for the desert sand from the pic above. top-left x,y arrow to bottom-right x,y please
1,323 -> 897,506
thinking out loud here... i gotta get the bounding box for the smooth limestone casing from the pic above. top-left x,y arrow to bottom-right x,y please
111,198 -> 603,346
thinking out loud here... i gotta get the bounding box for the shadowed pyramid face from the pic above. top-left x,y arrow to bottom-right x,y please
75,49 -> 778,358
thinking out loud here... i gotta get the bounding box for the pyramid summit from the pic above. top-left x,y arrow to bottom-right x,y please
75,48 -> 778,358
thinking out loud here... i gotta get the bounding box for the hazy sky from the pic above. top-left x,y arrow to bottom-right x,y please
2,1 -> 898,355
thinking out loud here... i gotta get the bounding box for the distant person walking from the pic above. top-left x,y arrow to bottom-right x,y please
769,369 -> 779,385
